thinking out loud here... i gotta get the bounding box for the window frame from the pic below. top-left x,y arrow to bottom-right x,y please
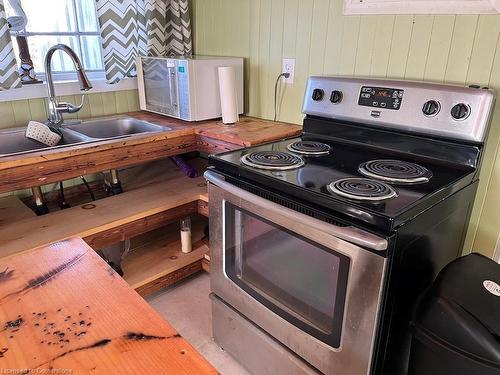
8,0 -> 105,82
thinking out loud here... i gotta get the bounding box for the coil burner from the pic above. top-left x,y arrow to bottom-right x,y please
358,159 -> 432,184
327,177 -> 398,202
287,141 -> 331,156
241,151 -> 305,171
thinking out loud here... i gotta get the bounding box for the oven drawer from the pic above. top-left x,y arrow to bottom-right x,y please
211,293 -> 320,375
206,170 -> 387,375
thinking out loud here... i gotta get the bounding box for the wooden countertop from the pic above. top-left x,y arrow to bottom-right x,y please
0,237 -> 216,374
0,112 -> 301,194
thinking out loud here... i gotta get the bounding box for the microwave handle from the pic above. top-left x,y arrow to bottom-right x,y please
167,66 -> 177,111
204,170 -> 388,252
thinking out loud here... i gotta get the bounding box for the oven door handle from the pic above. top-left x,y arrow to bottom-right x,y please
204,170 -> 388,251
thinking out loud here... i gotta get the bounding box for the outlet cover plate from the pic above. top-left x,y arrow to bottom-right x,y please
282,58 -> 295,84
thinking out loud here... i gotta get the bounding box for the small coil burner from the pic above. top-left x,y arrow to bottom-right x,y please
287,141 -> 331,156
241,151 -> 305,170
327,178 -> 397,202
358,159 -> 432,184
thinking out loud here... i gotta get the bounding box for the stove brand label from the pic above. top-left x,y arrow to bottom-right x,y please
483,280 -> 500,296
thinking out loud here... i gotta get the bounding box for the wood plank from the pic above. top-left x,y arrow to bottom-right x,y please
0,195 -> 35,227
404,16 -> 434,80
338,16 -> 361,75
444,15 -> 478,84
195,117 -> 301,147
387,15 -> 414,79
202,258 -> 210,273
123,219 -> 208,295
354,17 -> 378,76
424,15 -> 455,82
370,16 -> 395,77
466,15 -> 500,85
0,237 -> 216,374
198,200 -> 209,218
0,164 -> 208,259
84,202 -> 198,250
308,0 -> 330,76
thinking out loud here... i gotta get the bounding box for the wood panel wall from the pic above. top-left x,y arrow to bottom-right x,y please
0,89 -> 140,129
192,0 -> 500,257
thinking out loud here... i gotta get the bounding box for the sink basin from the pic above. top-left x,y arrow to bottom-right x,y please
63,117 -> 169,139
0,128 -> 90,157
0,117 -> 170,158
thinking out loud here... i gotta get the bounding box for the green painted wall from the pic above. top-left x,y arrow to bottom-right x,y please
0,89 -> 140,129
192,0 -> 500,257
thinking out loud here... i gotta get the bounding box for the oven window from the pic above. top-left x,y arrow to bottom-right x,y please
224,203 -> 350,348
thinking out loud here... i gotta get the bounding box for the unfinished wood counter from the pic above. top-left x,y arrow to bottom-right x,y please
0,113 -> 301,194
0,237 -> 216,374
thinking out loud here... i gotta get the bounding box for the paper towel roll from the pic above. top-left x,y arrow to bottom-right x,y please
218,66 -> 239,125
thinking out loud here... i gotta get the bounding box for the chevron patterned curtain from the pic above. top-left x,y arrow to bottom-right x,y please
96,0 -> 192,84
0,0 -> 21,90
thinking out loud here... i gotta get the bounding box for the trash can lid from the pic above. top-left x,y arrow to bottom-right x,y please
414,253 -> 500,363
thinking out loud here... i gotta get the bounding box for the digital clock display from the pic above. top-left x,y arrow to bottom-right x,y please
372,89 -> 392,98
358,86 -> 404,110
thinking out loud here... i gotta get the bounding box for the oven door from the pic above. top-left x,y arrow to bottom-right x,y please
206,171 -> 387,375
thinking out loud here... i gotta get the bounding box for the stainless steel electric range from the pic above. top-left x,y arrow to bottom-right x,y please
205,77 -> 495,375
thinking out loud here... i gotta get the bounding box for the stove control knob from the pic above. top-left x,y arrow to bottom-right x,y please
312,88 -> 324,101
330,90 -> 343,104
451,103 -> 470,120
422,100 -> 440,116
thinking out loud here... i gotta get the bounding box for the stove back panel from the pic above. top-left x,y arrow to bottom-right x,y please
303,76 -> 495,144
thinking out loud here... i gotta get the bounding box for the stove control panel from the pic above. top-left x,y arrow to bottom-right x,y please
302,76 -> 496,143
358,86 -> 403,110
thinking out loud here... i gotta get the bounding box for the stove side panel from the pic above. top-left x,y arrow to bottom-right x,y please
372,181 -> 479,375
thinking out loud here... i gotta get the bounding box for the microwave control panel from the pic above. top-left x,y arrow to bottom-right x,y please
177,60 -> 191,120
358,86 -> 404,110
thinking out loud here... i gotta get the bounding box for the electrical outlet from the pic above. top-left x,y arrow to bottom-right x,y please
282,58 -> 295,84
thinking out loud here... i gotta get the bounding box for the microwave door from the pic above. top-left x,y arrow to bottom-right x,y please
143,59 -> 180,118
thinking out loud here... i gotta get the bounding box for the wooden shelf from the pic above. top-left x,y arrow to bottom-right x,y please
0,159 -> 211,295
123,217 -> 209,296
0,195 -> 36,228
0,158 -> 208,258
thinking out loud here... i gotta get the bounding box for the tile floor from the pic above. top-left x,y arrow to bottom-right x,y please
146,273 -> 250,375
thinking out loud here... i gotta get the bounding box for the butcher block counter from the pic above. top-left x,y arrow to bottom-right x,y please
0,237 -> 216,374
0,112 -> 302,194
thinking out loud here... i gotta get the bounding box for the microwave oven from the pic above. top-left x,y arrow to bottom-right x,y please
136,55 -> 244,121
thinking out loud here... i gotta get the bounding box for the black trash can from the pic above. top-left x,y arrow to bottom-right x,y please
408,253 -> 500,375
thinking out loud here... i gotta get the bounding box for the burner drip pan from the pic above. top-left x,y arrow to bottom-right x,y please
327,178 -> 397,202
358,159 -> 432,184
241,151 -> 305,170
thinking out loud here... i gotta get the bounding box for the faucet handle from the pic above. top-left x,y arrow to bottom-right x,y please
58,95 -> 86,114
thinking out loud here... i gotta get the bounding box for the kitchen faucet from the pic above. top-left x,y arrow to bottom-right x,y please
45,44 -> 92,126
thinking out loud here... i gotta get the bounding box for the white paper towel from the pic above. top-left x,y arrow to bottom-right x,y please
218,66 -> 239,124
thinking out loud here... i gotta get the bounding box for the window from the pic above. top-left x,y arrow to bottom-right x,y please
5,0 -> 104,81
344,0 -> 500,14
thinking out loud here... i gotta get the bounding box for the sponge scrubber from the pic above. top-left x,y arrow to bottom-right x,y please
25,121 -> 62,147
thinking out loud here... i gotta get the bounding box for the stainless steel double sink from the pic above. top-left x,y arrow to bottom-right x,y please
0,117 -> 171,158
